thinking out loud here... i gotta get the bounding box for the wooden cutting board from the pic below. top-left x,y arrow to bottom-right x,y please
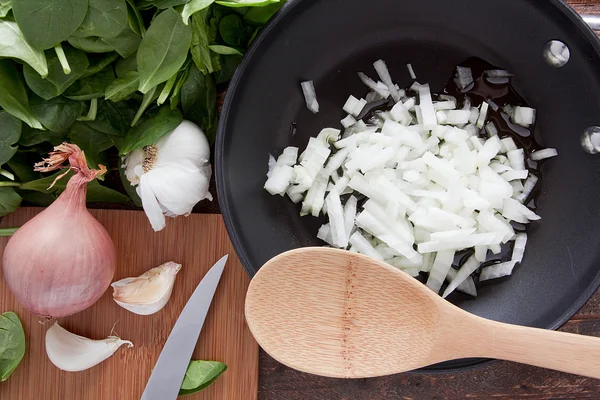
0,208 -> 258,400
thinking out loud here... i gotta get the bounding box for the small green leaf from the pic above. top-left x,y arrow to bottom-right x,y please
179,361 -> 227,396
86,100 -> 136,136
18,125 -> 67,147
137,7 -> 192,93
120,106 -> 182,155
126,0 -> 146,37
0,0 -> 11,17
12,0 -> 89,50
218,14 -> 245,47
73,0 -> 128,39
0,112 -> 21,165
23,45 -> 89,100
29,95 -> 85,132
208,44 -> 242,56
213,53 -> 241,84
69,121 -> 113,169
190,9 -> 215,74
82,53 -> 120,78
181,0 -> 214,24
170,64 -> 190,110
181,63 -> 217,142
101,27 -> 142,58
68,36 -> 115,53
0,187 -> 21,217
243,1 -> 284,25
0,311 -> 26,382
0,20 -> 48,78
64,67 -> 115,101
131,84 -> 160,127
216,0 -> 279,7
105,71 -> 140,102
115,53 -> 139,78
0,60 -> 44,130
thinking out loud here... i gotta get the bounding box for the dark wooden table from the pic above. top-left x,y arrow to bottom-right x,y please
257,1 -> 600,399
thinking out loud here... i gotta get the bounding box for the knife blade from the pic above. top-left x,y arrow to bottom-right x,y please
140,254 -> 228,400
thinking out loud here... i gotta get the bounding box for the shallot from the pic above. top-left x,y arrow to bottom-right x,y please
2,144 -> 116,318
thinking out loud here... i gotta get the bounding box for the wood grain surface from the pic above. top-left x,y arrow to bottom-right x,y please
0,208 -> 258,400
257,1 -> 600,399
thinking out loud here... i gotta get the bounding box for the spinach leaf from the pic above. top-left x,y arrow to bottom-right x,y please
105,71 -> 139,102
0,60 -> 44,129
119,163 -> 142,206
68,36 -> 115,53
0,311 -> 26,382
29,95 -> 85,132
0,111 -> 21,165
120,106 -> 182,155
69,121 -> 114,169
86,99 -> 136,135
216,0 -> 279,7
181,64 -> 216,141
190,9 -> 216,74
12,0 -> 89,50
17,189 -> 56,206
0,0 -> 11,17
170,64 -> 189,110
182,0 -> 214,24
243,0 -> 282,24
115,53 -> 138,78
0,20 -> 48,78
126,0 -> 146,37
137,7 -> 192,93
23,46 -> 89,100
21,170 -> 130,202
140,0 -> 190,9
18,125 -> 67,146
213,53 -> 241,84
64,67 -> 115,100
0,187 -> 21,216
179,361 -> 227,395
82,53 -> 120,78
218,13 -> 245,46
101,27 -> 141,58
74,0 -> 128,39
209,44 -> 242,55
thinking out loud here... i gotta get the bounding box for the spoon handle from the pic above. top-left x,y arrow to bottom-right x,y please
480,320 -> 600,378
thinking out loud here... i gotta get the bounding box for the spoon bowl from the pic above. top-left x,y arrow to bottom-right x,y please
245,247 -> 600,378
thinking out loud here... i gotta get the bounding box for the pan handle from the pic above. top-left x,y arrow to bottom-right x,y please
582,14 -> 600,31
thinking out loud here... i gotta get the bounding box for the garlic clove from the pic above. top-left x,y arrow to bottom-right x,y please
111,261 -> 181,315
45,322 -> 133,372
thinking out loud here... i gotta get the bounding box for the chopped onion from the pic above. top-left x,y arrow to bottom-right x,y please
530,148 -> 558,161
265,61 -> 556,298
301,80 -> 319,113
373,59 -> 401,102
407,63 -> 417,80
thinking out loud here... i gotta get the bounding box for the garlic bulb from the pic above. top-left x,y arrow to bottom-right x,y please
45,322 -> 133,372
122,120 -> 212,231
111,261 -> 181,315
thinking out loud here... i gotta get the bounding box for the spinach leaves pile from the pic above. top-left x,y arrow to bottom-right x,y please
0,0 -> 283,214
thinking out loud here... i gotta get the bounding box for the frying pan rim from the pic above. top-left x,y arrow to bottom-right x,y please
216,0 -> 600,373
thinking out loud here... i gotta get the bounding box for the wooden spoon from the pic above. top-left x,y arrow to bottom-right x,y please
245,247 -> 600,379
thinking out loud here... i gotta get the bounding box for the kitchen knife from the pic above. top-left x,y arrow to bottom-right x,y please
140,254 -> 228,400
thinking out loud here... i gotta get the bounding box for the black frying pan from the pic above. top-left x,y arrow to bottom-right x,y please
216,0 -> 600,371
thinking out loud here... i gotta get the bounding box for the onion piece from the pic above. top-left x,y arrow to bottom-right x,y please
357,72 -> 390,98
426,250 -> 455,294
301,80 -> 319,113
407,63 -> 417,80
446,267 -> 477,296
530,148 -> 558,161
349,231 -> 383,260
443,255 -> 480,298
511,232 -> 528,263
373,59 -> 401,102
454,66 -> 474,90
479,260 -> 518,281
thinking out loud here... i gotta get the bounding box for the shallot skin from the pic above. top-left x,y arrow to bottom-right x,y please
2,145 -> 116,318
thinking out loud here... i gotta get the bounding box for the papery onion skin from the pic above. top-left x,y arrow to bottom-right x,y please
2,144 -> 116,318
